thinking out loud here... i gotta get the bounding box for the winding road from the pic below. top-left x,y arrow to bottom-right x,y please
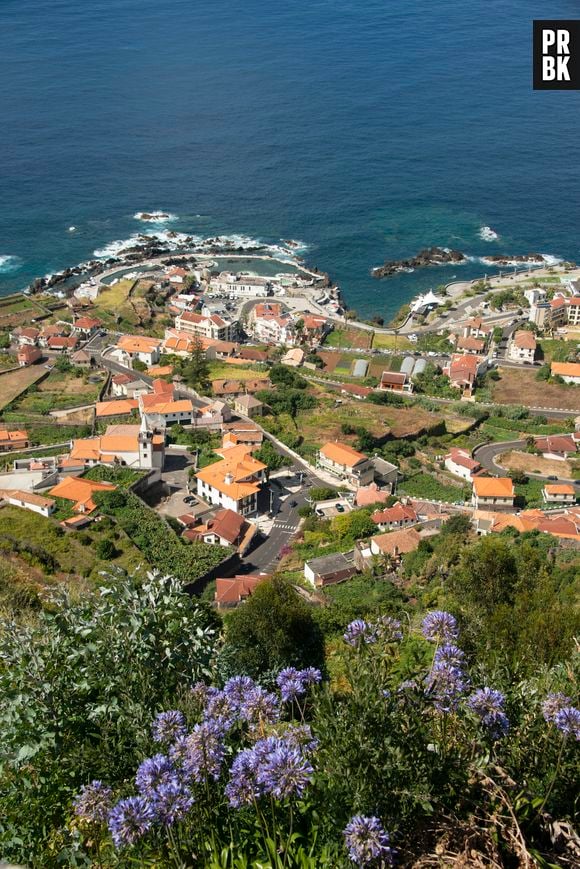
473,439 -> 580,490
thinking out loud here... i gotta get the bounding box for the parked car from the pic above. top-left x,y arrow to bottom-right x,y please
335,503 -> 345,513
547,475 -> 558,481
289,499 -> 298,508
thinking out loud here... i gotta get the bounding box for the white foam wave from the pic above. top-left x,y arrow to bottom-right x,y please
94,230 -> 306,261
134,211 -> 178,223
0,255 -> 22,274
479,225 -> 500,242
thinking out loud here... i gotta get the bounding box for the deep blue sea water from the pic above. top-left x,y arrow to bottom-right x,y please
1,0 -> 580,318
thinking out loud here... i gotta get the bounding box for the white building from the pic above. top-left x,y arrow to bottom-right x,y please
508,330 -> 536,364
0,489 -> 55,518
69,420 -> 165,470
195,445 -> 267,515
444,448 -> 482,481
175,310 -> 237,342
115,335 -> 161,367
209,272 -> 271,298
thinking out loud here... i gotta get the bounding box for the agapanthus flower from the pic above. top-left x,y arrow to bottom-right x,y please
182,719 -> 225,782
203,690 -> 236,730
434,644 -> 465,668
190,681 -> 212,707
151,779 -> 194,826
135,754 -> 175,797
108,796 -> 155,849
256,742 -> 314,800
467,687 -> 509,738
344,619 -> 376,647
283,724 -> 319,755
554,706 -> 580,740
421,611 -> 458,644
223,675 -> 256,710
425,661 -> 468,713
301,666 -> 322,686
225,748 -> 261,808
542,692 -> 572,724
240,685 -> 280,728
73,780 -> 113,825
277,667 -> 307,703
343,815 -> 395,866
375,616 -> 403,643
151,710 -> 187,745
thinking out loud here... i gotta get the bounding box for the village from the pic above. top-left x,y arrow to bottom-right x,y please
0,253 -> 579,607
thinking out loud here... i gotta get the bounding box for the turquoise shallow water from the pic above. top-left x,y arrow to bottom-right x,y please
1,0 -> 579,317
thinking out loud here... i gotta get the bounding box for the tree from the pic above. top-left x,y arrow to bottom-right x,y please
95,537 -> 118,560
220,577 -> 324,680
254,440 -> 291,473
183,335 -> 210,393
331,509 -> 376,543
0,574 -> 220,862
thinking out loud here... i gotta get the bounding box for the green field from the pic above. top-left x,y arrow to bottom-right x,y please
399,472 -> 468,503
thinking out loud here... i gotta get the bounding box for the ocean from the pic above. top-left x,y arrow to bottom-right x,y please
1,0 -> 580,318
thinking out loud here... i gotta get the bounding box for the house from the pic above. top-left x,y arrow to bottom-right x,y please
38,324 -> 66,347
471,477 -> 515,510
551,361 -> 580,384
17,345 -> 42,367
318,442 -> 375,487
214,574 -> 269,607
209,272 -> 271,298
166,267 -> 190,285
13,327 -> 39,347
48,476 -> 117,514
542,484 -> 577,504
339,383 -> 373,400
371,502 -> 418,532
195,444 -> 267,515
481,509 -> 580,542
183,508 -> 256,553
445,448 -> 482,481
370,457 -> 399,490
72,316 -> 101,338
70,349 -> 94,367
116,335 -> 161,367
212,378 -> 270,400
251,312 -> 297,346
111,374 -> 150,398
0,428 -> 29,452
193,400 -> 232,429
222,420 -> 263,447
455,335 -> 486,354
95,399 -> 139,419
508,330 -> 536,364
47,335 -> 79,352
304,551 -> 358,588
147,364 -> 174,378
443,354 -> 487,395
463,317 -> 492,340
379,371 -> 412,393
69,422 -> 165,470
368,526 -> 422,562
567,296 -> 580,325
238,347 -> 269,363
0,489 -> 55,517
301,314 -> 331,345
175,310 -> 237,342
281,348 -> 305,367
233,394 -> 263,418
355,482 -> 393,507
141,398 -> 195,428
534,435 -> 577,461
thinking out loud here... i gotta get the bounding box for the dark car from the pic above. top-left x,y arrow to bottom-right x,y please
547,475 -> 558,481
289,499 -> 298,508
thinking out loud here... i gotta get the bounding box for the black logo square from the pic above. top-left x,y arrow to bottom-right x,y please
533,20 -> 580,89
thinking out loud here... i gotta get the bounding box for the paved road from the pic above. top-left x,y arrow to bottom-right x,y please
473,439 -> 580,489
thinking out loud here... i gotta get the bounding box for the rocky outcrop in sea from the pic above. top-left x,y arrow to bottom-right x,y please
372,246 -> 466,278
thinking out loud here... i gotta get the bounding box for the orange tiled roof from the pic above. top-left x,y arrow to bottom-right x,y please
95,398 -> 139,417
544,484 -> 576,495
117,335 -> 161,353
196,446 -> 266,500
142,399 -> 193,415
0,428 -> 28,446
48,476 -> 116,514
372,527 -> 421,555
0,489 -> 55,509
512,330 -> 536,349
473,477 -> 515,498
320,441 -> 367,468
551,361 -> 580,378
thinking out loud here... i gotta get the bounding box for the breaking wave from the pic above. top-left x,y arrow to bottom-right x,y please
478,225 -> 499,242
0,255 -> 22,273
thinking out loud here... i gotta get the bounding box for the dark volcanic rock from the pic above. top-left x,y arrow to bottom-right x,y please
372,247 -> 467,278
481,253 -> 546,265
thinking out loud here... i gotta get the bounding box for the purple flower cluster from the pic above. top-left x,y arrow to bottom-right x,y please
542,692 -> 572,724
225,734 -> 314,808
180,719 -> 226,782
421,611 -> 458,644
151,710 -> 187,745
343,815 -> 395,867
108,796 -> 156,849
554,706 -> 580,740
425,661 -> 468,713
467,687 -> 509,738
73,780 -> 113,825
135,754 -> 176,795
276,666 -> 322,703
374,616 -> 403,643
344,619 -> 377,647
434,644 -> 464,668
